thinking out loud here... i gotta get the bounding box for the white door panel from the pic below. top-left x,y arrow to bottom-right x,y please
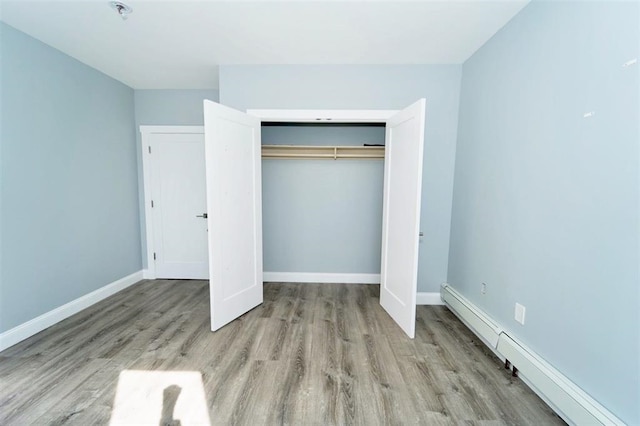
380,99 -> 426,338
151,133 -> 208,279
204,100 -> 263,332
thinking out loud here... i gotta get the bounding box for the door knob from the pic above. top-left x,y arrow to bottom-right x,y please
196,213 -> 208,219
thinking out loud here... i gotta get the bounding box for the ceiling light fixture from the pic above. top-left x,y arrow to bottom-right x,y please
110,1 -> 133,20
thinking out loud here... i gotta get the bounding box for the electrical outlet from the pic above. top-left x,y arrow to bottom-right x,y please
515,303 -> 526,325
481,283 -> 487,294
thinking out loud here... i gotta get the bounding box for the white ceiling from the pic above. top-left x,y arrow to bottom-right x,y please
0,0 -> 529,89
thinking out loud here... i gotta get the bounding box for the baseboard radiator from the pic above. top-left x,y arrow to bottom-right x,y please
440,283 -> 502,348
440,284 -> 624,426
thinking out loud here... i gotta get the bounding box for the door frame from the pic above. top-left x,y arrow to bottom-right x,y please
247,109 -> 397,123
140,125 -> 204,279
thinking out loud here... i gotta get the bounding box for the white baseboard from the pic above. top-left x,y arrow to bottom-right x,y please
263,272 -> 380,284
440,283 -> 502,348
497,333 -> 623,425
0,270 -> 144,352
142,269 -> 154,280
416,292 -> 444,305
441,283 -> 624,426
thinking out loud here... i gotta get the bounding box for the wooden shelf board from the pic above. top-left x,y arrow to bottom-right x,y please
262,145 -> 384,160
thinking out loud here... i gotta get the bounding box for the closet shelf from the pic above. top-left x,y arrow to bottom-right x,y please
262,145 -> 385,160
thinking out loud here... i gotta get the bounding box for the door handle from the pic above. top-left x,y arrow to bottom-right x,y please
419,232 -> 424,237
196,213 -> 208,219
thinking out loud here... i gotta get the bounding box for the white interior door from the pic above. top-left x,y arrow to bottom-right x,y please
204,100 -> 263,331
150,132 -> 208,279
380,98 -> 426,338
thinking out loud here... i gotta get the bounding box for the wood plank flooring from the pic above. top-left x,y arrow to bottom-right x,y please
0,280 -> 564,425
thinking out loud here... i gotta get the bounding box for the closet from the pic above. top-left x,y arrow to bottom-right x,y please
260,122 -> 385,283
204,100 -> 426,338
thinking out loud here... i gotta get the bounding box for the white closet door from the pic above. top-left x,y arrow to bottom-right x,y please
151,133 -> 208,279
204,100 -> 263,331
380,99 -> 426,338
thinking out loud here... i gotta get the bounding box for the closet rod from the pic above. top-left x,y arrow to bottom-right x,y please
262,145 -> 385,160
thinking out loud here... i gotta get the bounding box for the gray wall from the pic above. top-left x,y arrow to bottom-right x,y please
134,90 -> 219,126
449,2 -> 639,424
220,65 -> 462,292
0,23 -> 141,332
133,89 -> 219,269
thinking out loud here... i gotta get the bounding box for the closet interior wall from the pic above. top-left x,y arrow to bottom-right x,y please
261,123 -> 386,277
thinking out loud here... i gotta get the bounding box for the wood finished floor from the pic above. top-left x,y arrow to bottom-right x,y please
0,280 -> 564,425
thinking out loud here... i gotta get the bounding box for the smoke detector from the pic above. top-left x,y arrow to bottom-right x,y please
110,1 -> 133,20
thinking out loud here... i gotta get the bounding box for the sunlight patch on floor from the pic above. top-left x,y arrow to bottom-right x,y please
110,370 -> 211,426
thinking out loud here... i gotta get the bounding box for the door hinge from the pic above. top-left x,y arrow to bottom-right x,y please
148,146 -> 151,154
151,200 -> 154,208
153,252 -> 157,261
